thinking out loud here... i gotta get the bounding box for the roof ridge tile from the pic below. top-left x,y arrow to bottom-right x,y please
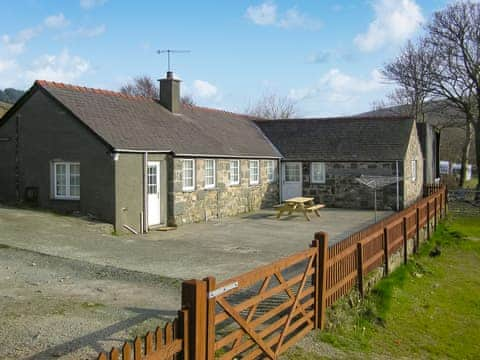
34,80 -> 154,102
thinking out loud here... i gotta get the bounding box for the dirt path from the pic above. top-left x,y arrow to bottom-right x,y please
0,245 -> 181,360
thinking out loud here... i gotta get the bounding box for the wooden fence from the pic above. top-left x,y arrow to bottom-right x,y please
96,186 -> 446,360
97,309 -> 189,360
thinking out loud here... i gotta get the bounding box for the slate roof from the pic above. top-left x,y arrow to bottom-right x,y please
255,116 -> 414,162
33,81 -> 281,158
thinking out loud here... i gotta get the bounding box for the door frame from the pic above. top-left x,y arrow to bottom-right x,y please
281,161 -> 303,201
147,160 -> 161,227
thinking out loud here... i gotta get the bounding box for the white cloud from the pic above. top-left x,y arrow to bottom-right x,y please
1,27 -> 40,55
288,68 -> 389,116
246,1 -> 277,25
192,80 -> 218,99
76,24 -> 106,37
80,0 -> 107,10
354,0 -> 424,52
246,1 -> 321,30
23,49 -> 90,84
44,13 -> 69,29
0,58 -> 17,72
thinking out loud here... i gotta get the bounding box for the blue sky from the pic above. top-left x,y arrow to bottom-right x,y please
0,0 -> 451,116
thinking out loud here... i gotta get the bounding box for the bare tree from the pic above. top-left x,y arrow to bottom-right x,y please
181,94 -> 195,106
382,40 -> 436,122
120,75 -> 196,105
246,93 -> 297,119
120,76 -> 158,98
425,1 -> 479,189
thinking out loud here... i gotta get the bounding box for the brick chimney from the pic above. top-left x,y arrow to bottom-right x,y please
159,71 -> 181,113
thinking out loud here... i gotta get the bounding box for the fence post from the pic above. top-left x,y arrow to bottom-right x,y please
181,279 -> 208,360
383,227 -> 389,276
415,207 -> 420,253
434,197 -> 437,231
356,242 -> 364,298
180,309 -> 190,360
439,192 -> 443,219
314,232 -> 328,330
204,277 -> 216,360
426,201 -> 430,240
403,217 -> 408,264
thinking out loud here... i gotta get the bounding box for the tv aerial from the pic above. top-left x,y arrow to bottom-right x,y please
156,49 -> 190,72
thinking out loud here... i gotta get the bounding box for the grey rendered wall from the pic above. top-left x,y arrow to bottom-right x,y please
302,161 -> 402,210
0,116 -> 16,202
172,158 -> 279,225
114,152 -> 168,233
0,89 -> 115,222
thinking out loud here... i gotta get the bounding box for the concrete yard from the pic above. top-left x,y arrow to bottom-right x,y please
0,205 -> 392,359
0,206 -> 392,281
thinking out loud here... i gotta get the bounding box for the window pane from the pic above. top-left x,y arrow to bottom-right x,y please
230,160 -> 239,184
250,160 -> 259,184
205,160 -> 215,187
311,162 -> 325,183
69,164 -> 80,198
55,164 -> 67,196
266,160 -> 274,182
147,165 -> 157,194
285,163 -> 300,182
183,159 -> 194,189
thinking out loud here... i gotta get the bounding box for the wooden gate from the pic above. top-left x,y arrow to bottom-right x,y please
204,238 -> 326,360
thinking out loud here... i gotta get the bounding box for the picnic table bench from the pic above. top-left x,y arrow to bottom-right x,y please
274,197 -> 325,221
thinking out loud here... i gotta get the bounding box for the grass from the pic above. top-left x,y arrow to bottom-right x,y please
464,178 -> 478,189
285,214 -> 480,360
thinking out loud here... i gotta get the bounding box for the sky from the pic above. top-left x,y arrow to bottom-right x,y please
0,0 -> 453,117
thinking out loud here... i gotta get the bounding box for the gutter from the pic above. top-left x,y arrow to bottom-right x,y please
113,149 -> 281,159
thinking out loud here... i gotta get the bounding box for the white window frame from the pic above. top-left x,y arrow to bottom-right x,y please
204,159 -> 216,189
53,162 -> 80,200
311,162 -> 326,184
249,160 -> 259,185
266,160 -> 275,183
411,159 -> 417,182
229,160 -> 240,186
182,159 -> 195,191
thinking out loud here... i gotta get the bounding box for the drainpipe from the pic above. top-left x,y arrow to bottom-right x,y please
15,114 -> 21,203
396,160 -> 400,211
143,151 -> 149,233
279,160 -> 283,202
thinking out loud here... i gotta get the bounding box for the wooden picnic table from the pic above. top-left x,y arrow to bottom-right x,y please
275,197 -> 325,221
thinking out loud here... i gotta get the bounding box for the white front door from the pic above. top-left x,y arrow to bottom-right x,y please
147,161 -> 161,226
282,162 -> 303,200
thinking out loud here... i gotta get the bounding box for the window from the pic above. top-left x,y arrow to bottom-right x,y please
285,163 -> 301,182
147,164 -> 158,194
182,159 -> 195,191
249,160 -> 259,185
311,162 -> 326,184
266,160 -> 275,183
53,162 -> 80,200
204,159 -> 216,189
229,160 -> 240,185
411,160 -> 417,182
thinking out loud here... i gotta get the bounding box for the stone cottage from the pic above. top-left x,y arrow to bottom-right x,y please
256,117 -> 424,210
0,73 -> 427,233
0,73 -> 281,233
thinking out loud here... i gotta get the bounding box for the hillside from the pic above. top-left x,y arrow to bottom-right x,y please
358,101 -> 476,165
0,101 -> 11,117
0,88 -> 24,104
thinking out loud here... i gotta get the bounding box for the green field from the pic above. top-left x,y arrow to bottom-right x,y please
285,214 -> 480,360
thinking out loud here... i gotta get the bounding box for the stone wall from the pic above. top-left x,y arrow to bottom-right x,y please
404,125 -> 424,206
302,161 -> 402,210
171,158 -> 279,225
